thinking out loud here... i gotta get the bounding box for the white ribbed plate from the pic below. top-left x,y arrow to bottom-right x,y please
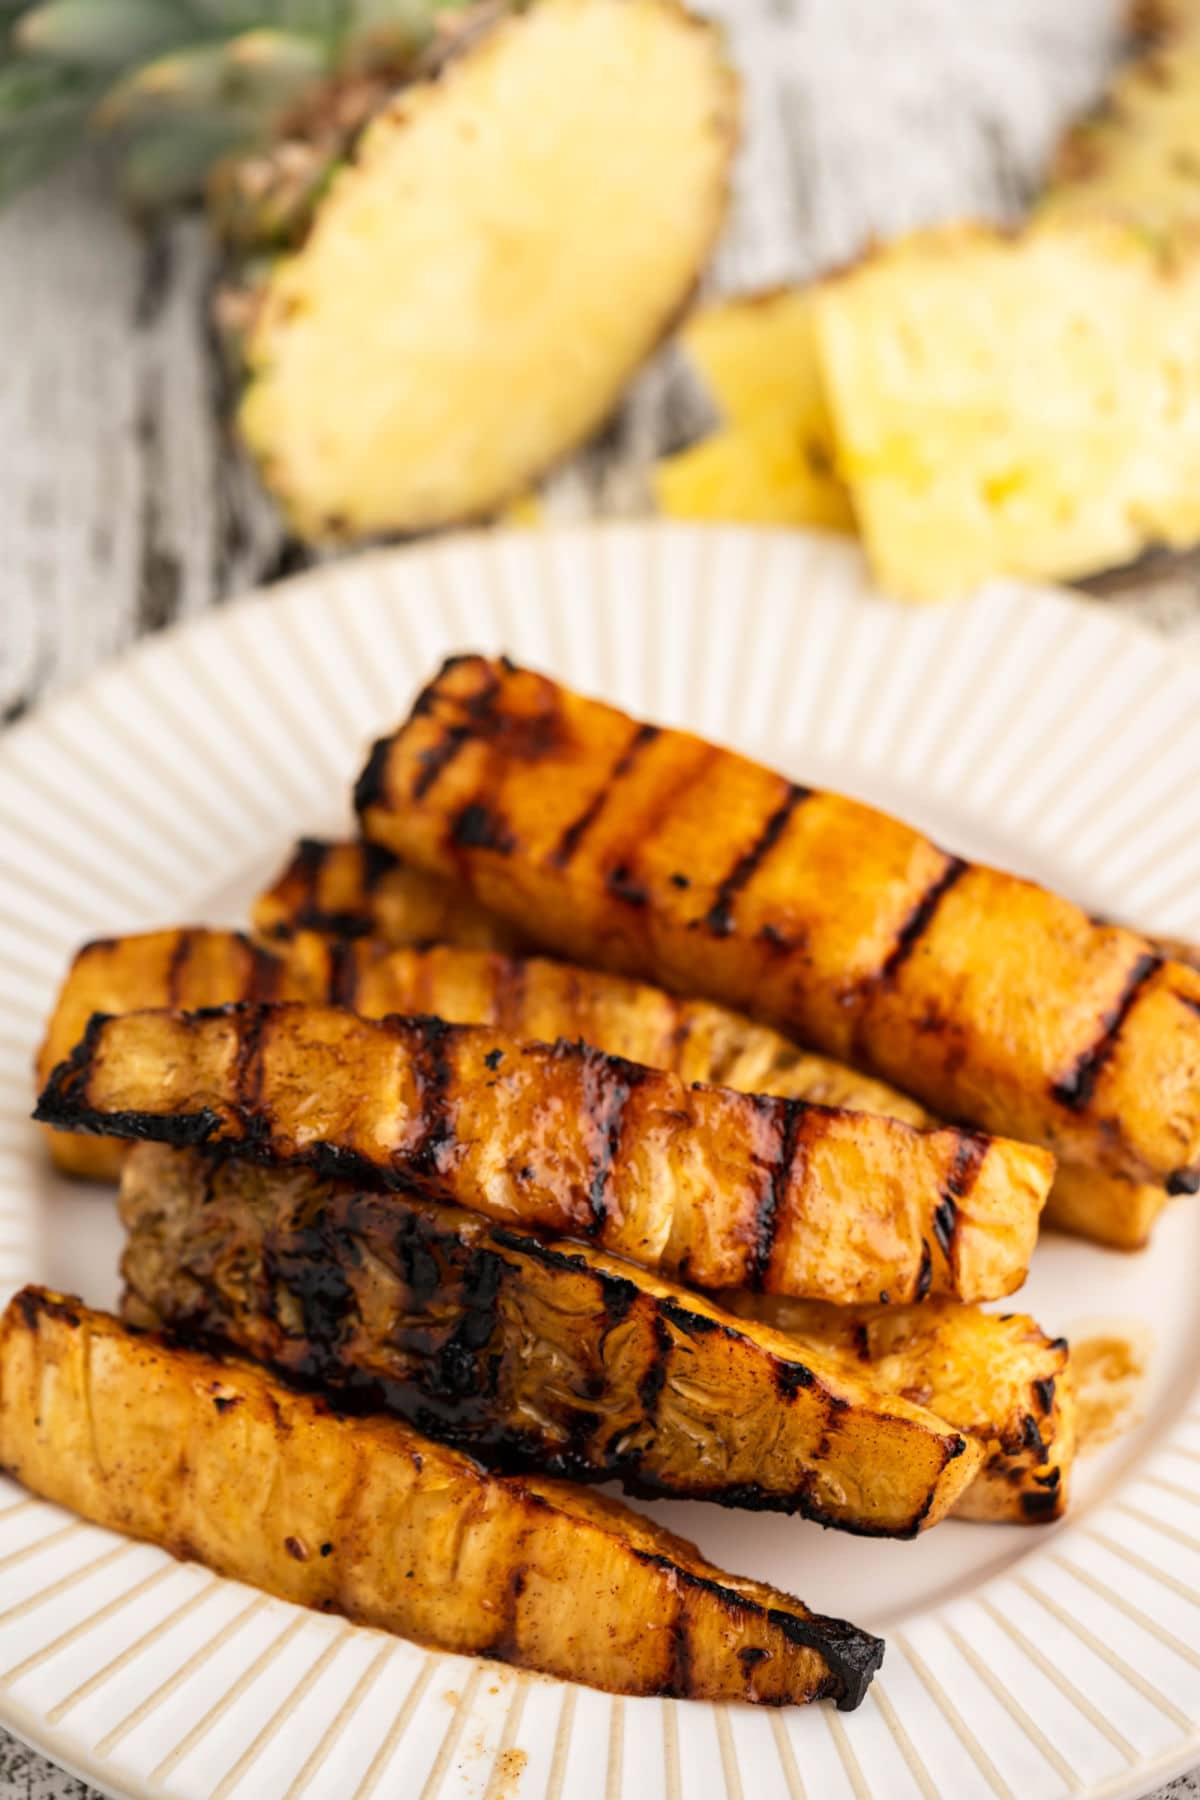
2,523 -> 1200,1800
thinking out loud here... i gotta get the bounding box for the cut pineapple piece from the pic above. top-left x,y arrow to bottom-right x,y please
680,287 -> 836,437
655,286 -> 853,532
813,217 -> 1200,600
240,0 -> 737,539
654,423 -> 853,531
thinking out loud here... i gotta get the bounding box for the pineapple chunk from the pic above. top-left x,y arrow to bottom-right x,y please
682,286 -> 838,436
654,423 -> 852,531
240,0 -> 737,539
655,287 -> 853,532
813,217 -> 1200,600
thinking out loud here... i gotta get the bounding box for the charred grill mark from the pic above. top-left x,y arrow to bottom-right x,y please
430,1248 -> 505,1401
412,724 -> 470,800
1179,993 -> 1200,1020
704,784 -> 810,937
166,930 -> 196,1008
931,1199 -> 957,1259
262,1208 -> 357,1375
1033,1376 -> 1056,1415
401,660 -> 507,803
293,837 -> 325,906
249,938 -> 286,1000
665,1614 -> 693,1697
390,1206 -> 446,1309
548,723 -> 660,869
1020,1413 -> 1048,1460
626,1552 -> 881,1708
362,840 -> 399,887
599,744 -> 721,918
277,841 -> 400,937
1020,1488 -> 1061,1520
573,1044 -> 649,1237
1052,952 -> 1162,1111
914,1242 -> 933,1302
232,1008 -> 268,1143
748,1097 -> 807,1289
877,855 -> 968,985
774,1357 -> 815,1399
491,953 -> 528,1032
1168,1167 -> 1200,1196
657,1297 -> 720,1336
452,802 -> 515,854
291,909 -> 375,940
932,1135 -> 987,1267
406,1015 -> 456,1177
14,1288 -> 81,1331
352,735 -> 392,815
326,940 -> 361,1009
637,1315 -> 673,1420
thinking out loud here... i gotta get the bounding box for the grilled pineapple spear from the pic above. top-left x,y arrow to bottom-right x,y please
0,1287 -> 883,1706
38,925 -> 927,1179
36,1002 -> 1051,1305
357,655 -> 1200,1193
254,844 -> 1188,1249
253,837 -> 528,949
727,1294 -> 1073,1524
119,1145 -> 983,1535
40,919 -> 1166,1248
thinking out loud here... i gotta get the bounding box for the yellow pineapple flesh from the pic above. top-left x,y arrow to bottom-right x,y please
654,286 -> 853,532
813,217 -> 1200,600
239,0 -> 737,539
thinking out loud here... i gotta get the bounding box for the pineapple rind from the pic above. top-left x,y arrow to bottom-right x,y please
1044,41 -> 1200,233
239,0 -> 737,539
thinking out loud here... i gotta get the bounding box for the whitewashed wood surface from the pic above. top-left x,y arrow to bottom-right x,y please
2,1 -> 1200,1794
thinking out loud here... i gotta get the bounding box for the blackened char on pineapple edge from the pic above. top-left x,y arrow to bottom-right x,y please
0,1287 -> 884,1708
34,1002 -> 1050,1306
117,1147 -> 980,1539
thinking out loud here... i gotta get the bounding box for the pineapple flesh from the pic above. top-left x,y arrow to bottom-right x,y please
813,217 -> 1200,600
238,0 -> 737,539
654,286 -> 854,533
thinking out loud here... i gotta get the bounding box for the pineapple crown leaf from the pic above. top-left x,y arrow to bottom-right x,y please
0,0 -> 473,206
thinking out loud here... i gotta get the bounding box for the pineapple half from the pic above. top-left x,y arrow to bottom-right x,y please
237,0 -> 738,539
812,216 -> 1200,601
653,286 -> 854,532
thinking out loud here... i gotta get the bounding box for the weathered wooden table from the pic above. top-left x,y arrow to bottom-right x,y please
2,1 -> 1199,1793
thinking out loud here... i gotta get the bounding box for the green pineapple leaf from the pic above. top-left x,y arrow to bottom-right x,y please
14,0 -> 188,71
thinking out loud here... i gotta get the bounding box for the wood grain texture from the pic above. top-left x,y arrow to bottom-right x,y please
1,0 -> 1199,1793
